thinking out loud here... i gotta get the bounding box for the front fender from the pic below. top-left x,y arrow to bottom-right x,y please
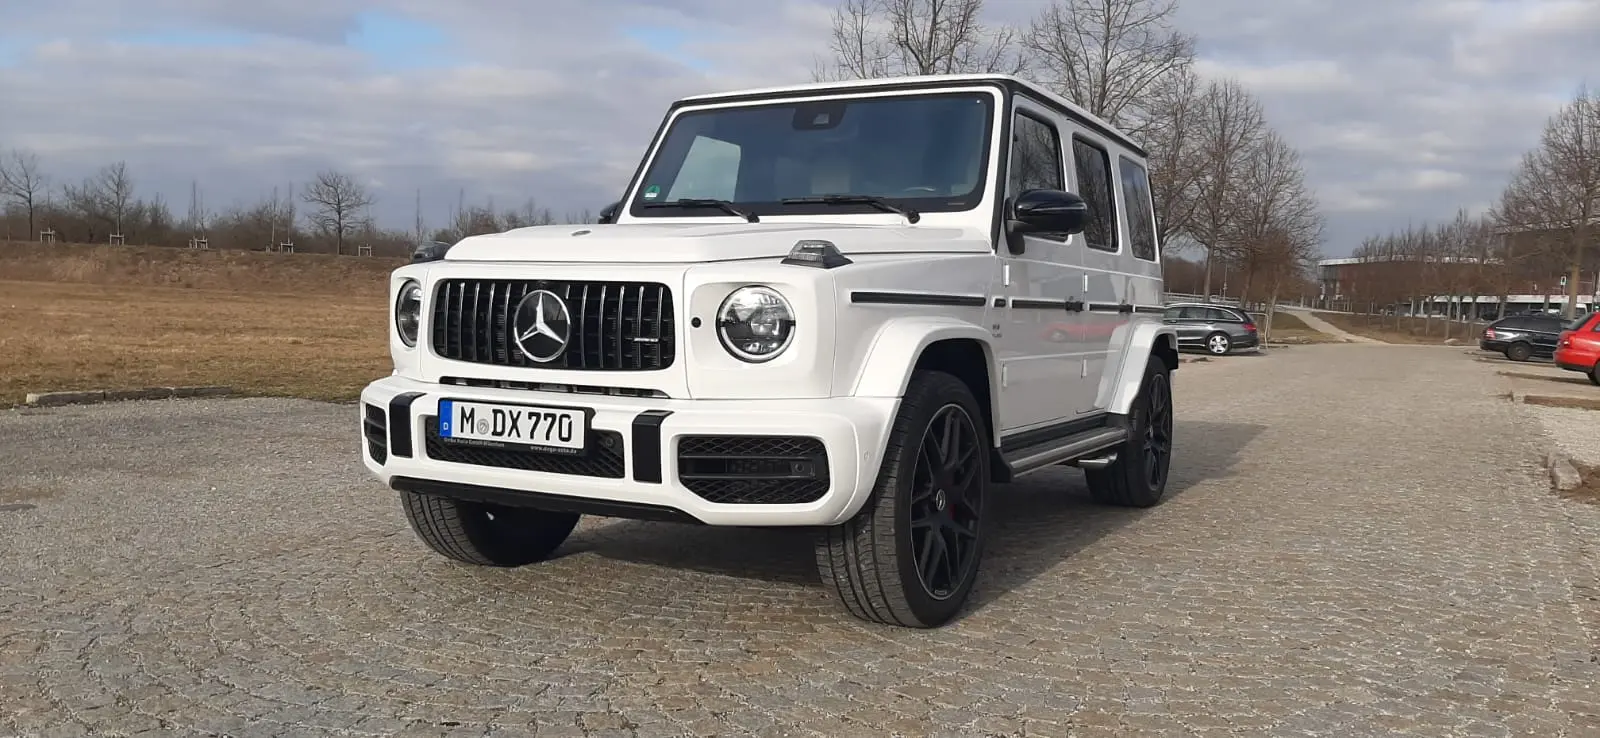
1099,321 -> 1178,415
849,316 -> 1000,438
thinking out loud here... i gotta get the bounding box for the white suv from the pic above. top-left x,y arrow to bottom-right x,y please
361,73 -> 1179,628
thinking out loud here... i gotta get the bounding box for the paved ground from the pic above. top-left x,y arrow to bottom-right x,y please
2,344 -> 1598,737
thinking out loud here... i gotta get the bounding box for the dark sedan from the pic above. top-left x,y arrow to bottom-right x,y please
1163,302 -> 1260,355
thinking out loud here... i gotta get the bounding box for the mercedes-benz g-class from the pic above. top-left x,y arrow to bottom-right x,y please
361,73 -> 1179,628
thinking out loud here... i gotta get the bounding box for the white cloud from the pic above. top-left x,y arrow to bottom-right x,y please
1,0 -> 1598,254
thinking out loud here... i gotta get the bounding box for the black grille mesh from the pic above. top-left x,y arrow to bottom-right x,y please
677,435 -> 829,505
431,279 -> 674,371
363,404 -> 387,464
422,416 -> 625,478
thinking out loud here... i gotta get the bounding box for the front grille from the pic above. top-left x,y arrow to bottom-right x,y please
422,416 -> 625,478
678,436 -> 830,505
432,279 -> 675,371
363,403 -> 387,463
439,376 -> 670,399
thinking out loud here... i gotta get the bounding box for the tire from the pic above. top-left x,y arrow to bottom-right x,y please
401,491 -> 579,567
1505,342 -> 1533,362
816,370 -> 989,628
1204,331 -> 1231,355
1085,358 -> 1174,508
1589,365 -> 1599,386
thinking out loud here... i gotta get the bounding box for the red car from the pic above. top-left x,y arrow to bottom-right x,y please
1553,310 -> 1600,386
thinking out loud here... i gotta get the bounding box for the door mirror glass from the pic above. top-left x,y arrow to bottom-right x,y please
597,200 -> 622,224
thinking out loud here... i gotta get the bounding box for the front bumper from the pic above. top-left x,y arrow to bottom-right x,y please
359,376 -> 900,527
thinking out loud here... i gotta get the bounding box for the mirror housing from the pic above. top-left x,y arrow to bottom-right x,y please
597,200 -> 622,224
1009,189 -> 1089,238
411,240 -> 453,264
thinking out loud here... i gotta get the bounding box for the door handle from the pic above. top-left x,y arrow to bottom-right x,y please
1064,298 -> 1085,312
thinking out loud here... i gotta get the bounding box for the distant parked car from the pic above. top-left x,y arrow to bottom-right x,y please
1162,303 -> 1259,355
1479,314 -> 1571,361
1553,311 -> 1600,385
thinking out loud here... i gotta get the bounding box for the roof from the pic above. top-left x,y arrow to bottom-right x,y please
674,73 -> 1145,157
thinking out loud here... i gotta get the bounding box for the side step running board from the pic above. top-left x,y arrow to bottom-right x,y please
1002,427 -> 1128,478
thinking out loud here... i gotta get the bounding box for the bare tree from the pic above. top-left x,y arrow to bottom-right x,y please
301,170 -> 375,256
1142,65 -> 1204,249
0,148 -> 49,240
1184,78 -> 1268,300
1226,129 -> 1324,313
1492,86 -> 1600,319
98,161 -> 135,239
1022,0 -> 1196,137
812,0 -> 1026,81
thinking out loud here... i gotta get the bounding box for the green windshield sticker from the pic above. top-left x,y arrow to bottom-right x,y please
643,185 -> 661,199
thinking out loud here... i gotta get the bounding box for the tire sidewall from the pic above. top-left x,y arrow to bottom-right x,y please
889,374 -> 989,622
1508,343 -> 1531,361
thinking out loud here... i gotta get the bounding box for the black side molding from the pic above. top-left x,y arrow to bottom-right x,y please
390,476 -> 703,525
631,410 -> 673,483
387,392 -> 426,458
851,291 -> 987,307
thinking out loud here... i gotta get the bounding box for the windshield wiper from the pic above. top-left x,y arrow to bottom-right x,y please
642,198 -> 758,222
780,195 -> 921,224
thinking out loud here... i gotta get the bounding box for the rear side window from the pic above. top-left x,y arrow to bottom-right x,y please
1204,308 -> 1238,322
1072,137 -> 1118,253
1118,156 -> 1158,262
1497,317 -> 1528,330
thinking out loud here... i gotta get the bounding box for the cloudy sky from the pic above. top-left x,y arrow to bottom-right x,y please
1,0 -> 1596,256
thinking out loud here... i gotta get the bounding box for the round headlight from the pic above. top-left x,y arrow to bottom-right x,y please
716,286 -> 796,363
395,279 -> 423,347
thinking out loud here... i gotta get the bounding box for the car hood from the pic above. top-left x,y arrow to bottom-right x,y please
441,221 -> 990,264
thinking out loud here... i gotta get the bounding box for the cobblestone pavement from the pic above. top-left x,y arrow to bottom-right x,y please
2,344 -> 1598,737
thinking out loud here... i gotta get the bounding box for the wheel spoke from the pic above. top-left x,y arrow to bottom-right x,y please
919,529 -> 946,586
938,410 -> 959,467
917,525 -> 939,575
921,424 -> 945,470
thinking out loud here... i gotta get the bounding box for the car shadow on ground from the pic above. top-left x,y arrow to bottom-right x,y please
556,419 -> 1267,617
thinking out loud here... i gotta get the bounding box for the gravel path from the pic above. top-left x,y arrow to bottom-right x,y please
1,344 -> 1597,736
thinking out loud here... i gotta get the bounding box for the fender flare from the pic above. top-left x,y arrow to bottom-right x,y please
850,316 -> 1000,437
851,316 -> 998,397
1102,322 -> 1179,415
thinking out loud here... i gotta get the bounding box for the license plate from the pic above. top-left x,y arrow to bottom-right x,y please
438,400 -> 587,453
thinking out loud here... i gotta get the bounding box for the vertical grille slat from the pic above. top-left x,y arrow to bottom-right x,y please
430,279 -> 675,371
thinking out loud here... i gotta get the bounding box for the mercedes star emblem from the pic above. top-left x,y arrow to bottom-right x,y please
511,289 -> 572,363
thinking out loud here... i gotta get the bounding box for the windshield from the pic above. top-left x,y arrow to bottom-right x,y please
1563,312 -> 1593,331
628,91 -> 995,219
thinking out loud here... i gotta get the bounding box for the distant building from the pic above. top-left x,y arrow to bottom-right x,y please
1317,252 -> 1595,317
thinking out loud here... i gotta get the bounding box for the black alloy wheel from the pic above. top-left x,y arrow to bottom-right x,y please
1142,369 -> 1174,491
908,404 -> 984,601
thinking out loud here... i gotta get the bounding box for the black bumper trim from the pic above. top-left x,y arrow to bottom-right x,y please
387,392 -> 425,458
631,410 -> 673,483
389,476 -> 703,525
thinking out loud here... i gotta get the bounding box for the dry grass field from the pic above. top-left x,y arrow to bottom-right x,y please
1,242 -> 396,407
1311,311 -> 1476,345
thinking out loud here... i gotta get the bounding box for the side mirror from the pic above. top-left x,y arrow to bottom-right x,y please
597,200 -> 622,225
1009,189 -> 1089,237
411,240 -> 452,263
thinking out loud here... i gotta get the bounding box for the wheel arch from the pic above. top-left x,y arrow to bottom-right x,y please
850,318 -> 1000,445
1103,323 -> 1179,415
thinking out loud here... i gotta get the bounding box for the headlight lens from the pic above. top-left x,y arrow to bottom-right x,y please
395,280 -> 423,347
716,286 -> 795,362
